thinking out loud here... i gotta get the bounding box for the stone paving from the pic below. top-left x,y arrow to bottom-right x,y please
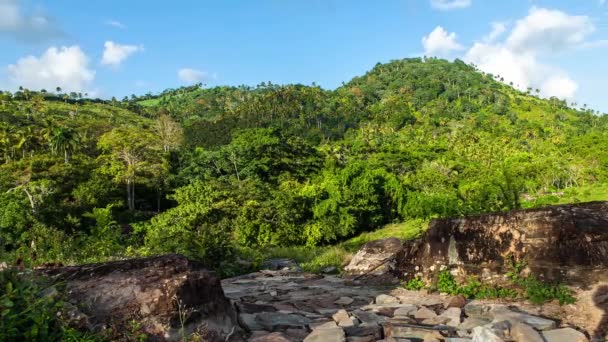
222,269 -> 592,342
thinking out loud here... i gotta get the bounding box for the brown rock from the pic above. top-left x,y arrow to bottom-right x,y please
249,332 -> 292,342
414,307 -> 437,320
39,254 -> 239,341
541,328 -> 588,342
511,322 -> 544,342
445,295 -> 467,309
344,237 -> 403,276
395,202 -> 608,285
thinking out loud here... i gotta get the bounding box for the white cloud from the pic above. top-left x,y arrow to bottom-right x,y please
464,7 -> 598,100
105,20 -> 126,29
482,22 -> 507,43
0,0 -> 62,42
101,41 -> 143,67
506,7 -> 594,54
422,26 -> 464,56
5,46 -> 95,93
430,0 -> 472,11
178,68 -> 208,84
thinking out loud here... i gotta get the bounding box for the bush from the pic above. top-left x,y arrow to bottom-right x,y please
0,270 -> 95,341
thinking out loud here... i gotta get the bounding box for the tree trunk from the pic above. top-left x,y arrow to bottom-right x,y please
126,179 -> 133,211
64,149 -> 69,164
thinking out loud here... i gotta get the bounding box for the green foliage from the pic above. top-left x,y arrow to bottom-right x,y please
404,276 -> 425,291
0,270 -> 96,341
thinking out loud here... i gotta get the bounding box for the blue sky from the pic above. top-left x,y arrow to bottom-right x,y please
0,0 -> 607,112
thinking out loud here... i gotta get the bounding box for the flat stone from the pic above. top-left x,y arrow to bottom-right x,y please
541,328 -> 588,342
333,309 -> 357,327
459,317 -> 492,331
255,312 -> 312,331
421,316 -> 450,325
383,321 -> 443,340
471,326 -> 505,342
315,308 -> 339,317
393,305 -> 418,317
343,324 -> 381,338
376,294 -> 400,304
510,322 -> 543,342
285,328 -> 309,341
335,297 -> 355,305
414,307 -> 437,320
444,339 -> 472,342
238,302 -> 278,314
352,309 -> 386,326
304,327 -> 346,342
249,332 -> 292,342
310,320 -> 338,330
440,307 -> 462,327
492,309 -> 556,331
346,336 -> 377,342
241,313 -> 265,331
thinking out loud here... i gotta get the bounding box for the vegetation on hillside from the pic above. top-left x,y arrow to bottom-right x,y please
0,57 -> 607,275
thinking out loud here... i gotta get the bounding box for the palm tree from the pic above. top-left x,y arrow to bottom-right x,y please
49,127 -> 79,164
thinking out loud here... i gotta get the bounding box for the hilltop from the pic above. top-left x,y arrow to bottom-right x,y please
0,57 -> 606,271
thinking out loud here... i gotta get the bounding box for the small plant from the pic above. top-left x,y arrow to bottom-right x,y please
404,276 -> 426,291
436,271 -> 460,295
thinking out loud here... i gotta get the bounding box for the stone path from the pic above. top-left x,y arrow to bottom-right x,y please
222,269 -> 593,342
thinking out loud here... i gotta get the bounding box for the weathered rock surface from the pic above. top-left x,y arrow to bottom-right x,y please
40,254 -> 240,341
344,237 -> 403,278
395,201 -> 608,285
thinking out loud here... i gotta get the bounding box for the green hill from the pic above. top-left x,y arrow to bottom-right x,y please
1,57 -> 607,272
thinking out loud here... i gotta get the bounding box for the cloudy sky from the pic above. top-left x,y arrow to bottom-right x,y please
0,0 -> 607,111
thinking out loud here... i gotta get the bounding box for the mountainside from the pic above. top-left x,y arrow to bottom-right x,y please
1,57 -> 607,273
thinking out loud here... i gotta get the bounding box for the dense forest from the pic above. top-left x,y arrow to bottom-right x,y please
1,57 -> 607,272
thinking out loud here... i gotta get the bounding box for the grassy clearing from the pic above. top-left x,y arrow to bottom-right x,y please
521,183 -> 608,209
238,219 -> 428,274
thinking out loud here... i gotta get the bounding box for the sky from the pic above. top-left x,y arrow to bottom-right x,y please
0,0 -> 607,112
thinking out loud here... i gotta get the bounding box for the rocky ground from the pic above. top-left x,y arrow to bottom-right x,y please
222,266 -> 605,342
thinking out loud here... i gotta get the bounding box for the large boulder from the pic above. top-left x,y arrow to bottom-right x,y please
40,254 -> 240,341
344,237 -> 403,280
395,201 -> 608,285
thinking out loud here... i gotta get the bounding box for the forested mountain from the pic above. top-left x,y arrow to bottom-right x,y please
1,57 -> 607,270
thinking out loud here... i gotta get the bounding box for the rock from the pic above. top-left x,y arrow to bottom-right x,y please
375,306 -> 397,317
444,339 -> 472,342
445,295 -> 467,309
316,308 -> 339,317
261,259 -> 302,271
439,307 -> 462,327
322,266 -> 338,274
238,302 -> 278,314
346,336 -> 377,342
421,316 -> 450,325
394,202 -> 608,285
471,326 -> 505,342
343,325 -> 381,339
492,309 -> 556,331
335,297 -> 355,305
414,307 -> 437,320
241,313 -> 265,331
310,320 -> 338,330
285,328 -> 309,341
255,312 -> 311,331
393,305 -> 418,317
376,294 -> 400,304
352,310 -> 386,326
459,317 -> 491,331
383,321 -> 444,341
304,327 -> 346,342
344,237 -> 403,276
249,332 -> 292,342
39,254 -> 239,341
541,328 -> 588,342
333,309 -> 357,327
510,322 -> 544,342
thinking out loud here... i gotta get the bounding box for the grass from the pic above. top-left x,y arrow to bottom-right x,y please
521,183 -> 608,209
238,219 -> 428,274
